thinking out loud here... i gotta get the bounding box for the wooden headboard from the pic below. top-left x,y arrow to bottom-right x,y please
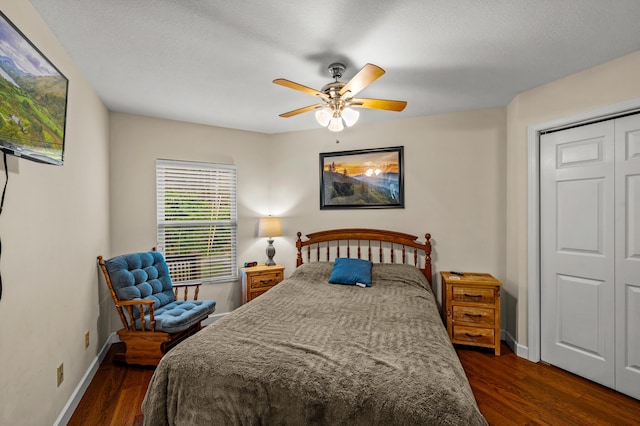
296,228 -> 433,286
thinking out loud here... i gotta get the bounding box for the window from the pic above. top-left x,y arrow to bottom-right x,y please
156,159 -> 237,283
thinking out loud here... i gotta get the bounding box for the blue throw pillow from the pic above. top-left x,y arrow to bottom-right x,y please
328,258 -> 373,287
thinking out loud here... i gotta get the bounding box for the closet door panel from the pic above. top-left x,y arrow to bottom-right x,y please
615,114 -> 640,399
541,121 -> 615,388
624,285 -> 640,365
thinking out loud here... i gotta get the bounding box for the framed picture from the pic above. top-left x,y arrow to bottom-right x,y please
0,11 -> 69,165
320,146 -> 404,209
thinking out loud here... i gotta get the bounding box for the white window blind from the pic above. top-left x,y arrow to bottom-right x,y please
156,159 -> 237,283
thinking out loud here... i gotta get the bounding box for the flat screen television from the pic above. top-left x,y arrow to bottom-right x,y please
0,11 -> 69,166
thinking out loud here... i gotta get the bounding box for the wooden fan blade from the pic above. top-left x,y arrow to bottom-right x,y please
273,79 -> 326,98
350,98 -> 407,112
338,64 -> 385,98
279,104 -> 323,118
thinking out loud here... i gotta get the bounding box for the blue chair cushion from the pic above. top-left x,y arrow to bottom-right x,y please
136,299 -> 216,334
105,252 -> 175,315
104,251 -> 216,332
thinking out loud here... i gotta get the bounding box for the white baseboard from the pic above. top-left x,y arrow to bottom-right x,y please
54,313 -> 228,424
53,333 -> 120,426
504,329 -> 529,359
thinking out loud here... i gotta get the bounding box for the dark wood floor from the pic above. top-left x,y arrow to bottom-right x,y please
68,343 -> 154,426
456,343 -> 640,425
69,342 -> 640,425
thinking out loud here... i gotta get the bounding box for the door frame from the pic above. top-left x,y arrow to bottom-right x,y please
526,97 -> 640,363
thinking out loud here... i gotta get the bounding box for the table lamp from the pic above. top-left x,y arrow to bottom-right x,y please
258,216 -> 282,266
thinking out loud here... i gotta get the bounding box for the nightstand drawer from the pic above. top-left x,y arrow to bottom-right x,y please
452,305 -> 495,325
241,265 -> 285,305
453,325 -> 495,345
452,286 -> 495,304
249,271 -> 283,289
247,288 -> 269,302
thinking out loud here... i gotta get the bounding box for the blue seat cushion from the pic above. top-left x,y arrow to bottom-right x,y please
136,299 -> 216,333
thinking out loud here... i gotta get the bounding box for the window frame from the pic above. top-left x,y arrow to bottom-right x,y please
156,159 -> 238,284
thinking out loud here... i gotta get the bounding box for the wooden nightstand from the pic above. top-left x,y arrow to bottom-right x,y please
441,272 -> 502,355
241,264 -> 284,304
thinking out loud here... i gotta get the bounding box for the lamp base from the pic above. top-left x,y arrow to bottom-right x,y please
265,238 -> 276,266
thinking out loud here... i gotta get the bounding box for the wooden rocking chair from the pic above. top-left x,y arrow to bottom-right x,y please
98,251 -> 216,366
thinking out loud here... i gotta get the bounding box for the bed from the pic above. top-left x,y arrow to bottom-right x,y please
142,229 -> 487,425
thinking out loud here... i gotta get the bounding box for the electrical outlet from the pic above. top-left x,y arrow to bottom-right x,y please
84,331 -> 90,349
57,363 -> 64,387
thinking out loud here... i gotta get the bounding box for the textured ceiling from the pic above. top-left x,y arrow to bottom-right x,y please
29,0 -> 640,134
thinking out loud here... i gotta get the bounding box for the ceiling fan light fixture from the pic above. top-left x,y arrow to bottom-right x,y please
341,107 -> 360,127
328,116 -> 344,132
274,62 -> 406,132
315,108 -> 332,127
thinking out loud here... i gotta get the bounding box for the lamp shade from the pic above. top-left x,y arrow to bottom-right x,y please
258,217 -> 282,238
328,116 -> 344,132
341,107 -> 360,127
315,108 -> 332,127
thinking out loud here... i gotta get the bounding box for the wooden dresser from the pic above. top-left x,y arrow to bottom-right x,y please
241,264 -> 284,304
441,272 -> 501,355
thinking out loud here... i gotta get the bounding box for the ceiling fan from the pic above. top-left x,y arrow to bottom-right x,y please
273,63 -> 407,132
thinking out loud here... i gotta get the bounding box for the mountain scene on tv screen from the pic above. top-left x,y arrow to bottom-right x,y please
323,163 -> 400,206
0,18 -> 67,162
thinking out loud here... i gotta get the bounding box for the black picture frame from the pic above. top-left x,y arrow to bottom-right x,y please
0,11 -> 69,166
320,146 -> 404,209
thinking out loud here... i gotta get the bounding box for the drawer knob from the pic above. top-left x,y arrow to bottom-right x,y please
464,313 -> 483,317
465,332 -> 483,338
464,293 -> 482,298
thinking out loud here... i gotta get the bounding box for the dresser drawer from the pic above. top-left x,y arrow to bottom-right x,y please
452,305 -> 495,325
249,271 -> 283,289
452,286 -> 495,304
452,325 -> 495,345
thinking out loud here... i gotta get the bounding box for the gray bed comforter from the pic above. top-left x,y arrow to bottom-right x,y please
142,262 -> 487,425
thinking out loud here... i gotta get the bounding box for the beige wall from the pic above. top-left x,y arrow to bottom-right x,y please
269,109 -> 507,298
110,109 -> 506,313
506,50 -> 640,345
0,1 -> 110,425
109,109 -> 507,315
109,112 -> 272,313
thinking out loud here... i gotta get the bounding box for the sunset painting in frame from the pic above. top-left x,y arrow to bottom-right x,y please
320,146 -> 404,209
0,11 -> 69,165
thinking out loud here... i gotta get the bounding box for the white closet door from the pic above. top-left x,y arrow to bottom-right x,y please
614,114 -> 640,399
540,121 -> 616,388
